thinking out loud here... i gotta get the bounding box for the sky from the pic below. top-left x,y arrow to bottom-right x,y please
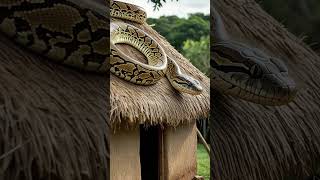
120,0 -> 210,18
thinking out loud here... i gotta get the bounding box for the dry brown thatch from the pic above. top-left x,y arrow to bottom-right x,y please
110,20 -> 210,129
0,30 -> 109,179
211,0 -> 320,180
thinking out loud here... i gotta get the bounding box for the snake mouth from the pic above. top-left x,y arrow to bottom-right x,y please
175,82 -> 203,95
169,76 -> 203,95
211,70 -> 297,106
231,84 -> 297,105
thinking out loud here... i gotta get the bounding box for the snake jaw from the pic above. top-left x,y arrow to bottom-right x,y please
212,70 -> 297,105
212,40 -> 297,105
169,75 -> 203,95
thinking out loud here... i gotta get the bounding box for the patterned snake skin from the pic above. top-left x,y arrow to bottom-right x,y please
0,0 -> 109,72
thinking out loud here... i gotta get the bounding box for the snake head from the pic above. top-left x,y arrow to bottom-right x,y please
211,41 -> 297,105
171,75 -> 203,95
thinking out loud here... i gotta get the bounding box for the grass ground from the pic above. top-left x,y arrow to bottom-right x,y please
197,143 -> 210,179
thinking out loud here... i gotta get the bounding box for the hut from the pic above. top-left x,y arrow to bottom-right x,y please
211,0 -> 320,180
110,15 -> 210,180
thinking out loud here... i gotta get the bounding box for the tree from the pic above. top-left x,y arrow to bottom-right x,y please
149,0 -> 178,9
147,13 -> 209,52
182,36 -> 210,75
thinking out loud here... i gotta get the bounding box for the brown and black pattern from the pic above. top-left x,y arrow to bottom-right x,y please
110,0 -> 146,24
0,0 -> 109,72
110,22 -> 167,85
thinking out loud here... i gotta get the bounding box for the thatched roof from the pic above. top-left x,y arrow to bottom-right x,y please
0,28 -> 109,180
110,21 -> 210,129
211,1 -> 320,180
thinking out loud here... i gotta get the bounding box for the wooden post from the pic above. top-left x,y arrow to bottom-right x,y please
197,128 -> 210,154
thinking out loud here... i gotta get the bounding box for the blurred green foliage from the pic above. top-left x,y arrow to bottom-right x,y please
183,36 -> 210,75
257,0 -> 320,49
197,144 -> 210,179
147,13 -> 210,74
147,14 -> 209,52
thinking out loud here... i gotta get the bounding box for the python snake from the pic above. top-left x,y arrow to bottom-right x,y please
0,0 -> 109,72
0,0 -> 203,95
212,7 -> 297,105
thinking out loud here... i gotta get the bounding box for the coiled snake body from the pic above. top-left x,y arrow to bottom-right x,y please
0,0 -> 203,95
212,7 -> 297,105
0,0 -> 109,72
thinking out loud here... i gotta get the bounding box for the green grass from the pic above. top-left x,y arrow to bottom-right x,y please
197,144 -> 210,179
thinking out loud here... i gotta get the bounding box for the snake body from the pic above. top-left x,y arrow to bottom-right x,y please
0,0 -> 109,72
212,7 -> 297,105
0,0 -> 202,95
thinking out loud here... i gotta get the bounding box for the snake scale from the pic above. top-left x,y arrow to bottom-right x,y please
212,7 -> 297,105
0,0 -> 203,95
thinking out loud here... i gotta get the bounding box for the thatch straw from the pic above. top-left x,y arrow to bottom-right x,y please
110,21 -> 210,129
211,1 -> 320,179
0,28 -> 109,180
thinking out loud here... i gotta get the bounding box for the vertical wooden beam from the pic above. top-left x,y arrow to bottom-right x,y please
197,128 -> 210,154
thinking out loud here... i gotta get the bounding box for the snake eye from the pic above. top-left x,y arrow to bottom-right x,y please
250,64 -> 263,78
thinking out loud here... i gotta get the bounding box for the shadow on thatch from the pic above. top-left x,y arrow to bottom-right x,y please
211,0 -> 320,180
